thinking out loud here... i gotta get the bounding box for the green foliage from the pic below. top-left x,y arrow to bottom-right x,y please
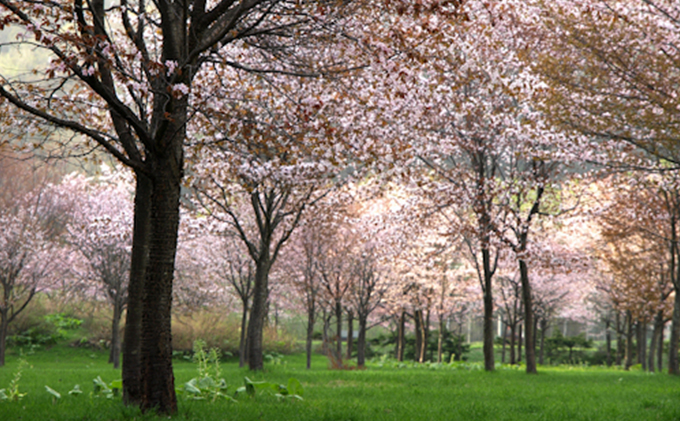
235,377 -> 304,401
0,346 -> 678,420
178,339 -> 234,402
44,385 -> 61,404
7,313 -> 83,352
92,376 -> 120,399
545,331 -> 593,365
370,330 -> 470,362
0,358 -> 28,402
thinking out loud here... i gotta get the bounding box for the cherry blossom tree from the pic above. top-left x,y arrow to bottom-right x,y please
63,169 -> 134,369
0,157 -> 69,366
380,0 -> 574,372
0,0 -> 366,410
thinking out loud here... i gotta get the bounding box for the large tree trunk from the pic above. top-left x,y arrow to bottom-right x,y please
109,299 -> 123,369
518,258 -> 536,373
305,305 -> 315,370
140,156 -> 183,414
482,248 -> 495,371
123,172 -> 151,406
357,315 -> 368,368
239,298 -> 249,368
346,309 -> 354,360
247,256 -> 272,371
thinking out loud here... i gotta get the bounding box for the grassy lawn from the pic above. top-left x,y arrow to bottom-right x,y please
0,344 -> 679,420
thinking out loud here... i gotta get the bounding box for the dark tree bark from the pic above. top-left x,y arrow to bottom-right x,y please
357,315 -> 368,367
482,248 -> 495,371
305,307 -> 315,370
649,311 -> 663,372
397,311 -> 406,362
615,311 -> 624,366
123,172 -> 151,406
638,321 -> 647,370
109,298 -> 125,369
0,317 -> 8,367
437,314 -> 445,363
335,299 -> 343,359
247,255 -> 272,371
518,323 -> 523,363
669,291 -> 680,375
518,259 -> 536,373
140,152 -> 184,414
239,301 -> 250,368
625,311 -> 634,370
346,309 -> 354,360
539,319 -> 547,366
414,309 -> 424,363
501,318 -> 507,364
605,319 -> 612,367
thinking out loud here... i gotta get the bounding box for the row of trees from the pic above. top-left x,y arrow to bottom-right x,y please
2,0 -> 680,414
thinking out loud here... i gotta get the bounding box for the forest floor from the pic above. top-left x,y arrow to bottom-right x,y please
0,342 -> 678,420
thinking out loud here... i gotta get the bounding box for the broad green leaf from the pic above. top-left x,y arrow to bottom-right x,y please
45,385 -> 61,399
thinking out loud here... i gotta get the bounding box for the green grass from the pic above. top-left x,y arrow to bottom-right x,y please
1,344 -> 679,420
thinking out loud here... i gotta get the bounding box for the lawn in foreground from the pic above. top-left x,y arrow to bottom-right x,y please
0,347 -> 678,420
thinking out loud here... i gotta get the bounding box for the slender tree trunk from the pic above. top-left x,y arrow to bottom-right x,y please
357,316 -> 368,368
658,319 -> 665,372
239,299 -> 249,368
615,312 -> 624,366
0,314 -> 9,367
322,310 -> 330,356
639,321 -> 647,370
335,300 -> 342,360
669,290 -> 680,375
397,311 -> 405,362
305,305 -> 315,370
247,256 -> 272,371
625,311 -> 634,370
140,157 -> 183,414
518,323 -> 523,363
539,319 -> 547,366
346,310 -> 354,360
501,318 -> 507,364
482,248 -> 495,371
605,319 -> 612,367
509,324 -> 516,365
123,172 -> 151,406
109,300 -> 123,369
414,309 -> 423,362
437,315 -> 444,363
649,312 -> 663,373
518,258 -> 536,373
424,309 -> 431,362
